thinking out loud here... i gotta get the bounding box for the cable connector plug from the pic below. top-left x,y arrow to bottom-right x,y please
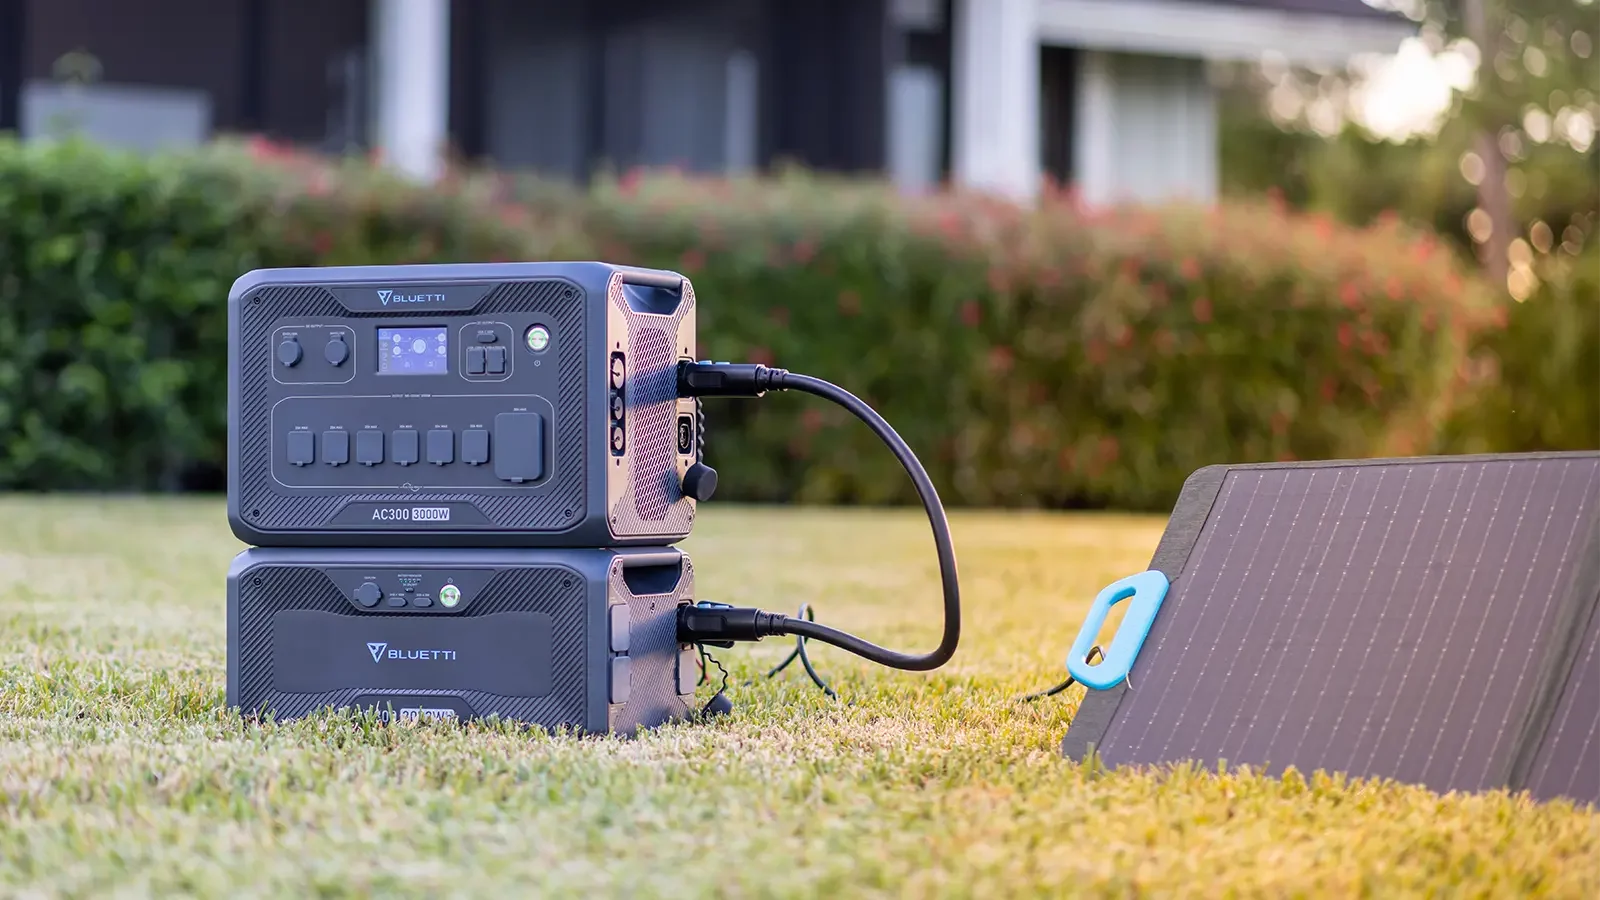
678,601 -> 787,647
677,361 -> 790,398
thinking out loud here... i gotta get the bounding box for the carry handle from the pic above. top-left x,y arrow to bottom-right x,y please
619,550 -> 683,569
619,268 -> 685,291
619,269 -> 686,316
618,550 -> 685,596
1066,570 -> 1170,690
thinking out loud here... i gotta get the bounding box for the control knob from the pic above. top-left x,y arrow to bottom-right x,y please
354,582 -> 382,608
682,462 -> 718,502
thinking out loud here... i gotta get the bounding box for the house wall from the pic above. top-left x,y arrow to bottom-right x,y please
16,0 -> 366,150
479,0 -> 760,180
472,0 -> 887,181
1071,50 -> 1218,205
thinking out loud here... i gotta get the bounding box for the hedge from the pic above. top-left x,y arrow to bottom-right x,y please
0,138 -> 1531,510
0,137 -> 569,491
1441,245 -> 1600,455
551,171 -> 1501,509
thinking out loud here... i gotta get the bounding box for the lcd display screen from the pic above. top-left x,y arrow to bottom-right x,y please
378,326 -> 448,375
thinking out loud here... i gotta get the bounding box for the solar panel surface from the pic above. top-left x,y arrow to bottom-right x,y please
1521,606 -> 1600,803
1063,453 -> 1600,803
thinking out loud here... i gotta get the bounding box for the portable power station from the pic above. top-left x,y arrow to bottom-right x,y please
226,261 -> 705,548
226,545 -> 699,733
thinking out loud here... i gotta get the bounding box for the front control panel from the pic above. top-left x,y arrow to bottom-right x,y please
269,314 -> 557,494
320,566 -> 497,613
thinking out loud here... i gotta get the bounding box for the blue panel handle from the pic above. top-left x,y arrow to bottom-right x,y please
1067,570 -> 1170,690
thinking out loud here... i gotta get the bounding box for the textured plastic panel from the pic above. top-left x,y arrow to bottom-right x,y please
606,554 -> 696,733
233,560 -> 588,726
605,272 -> 698,540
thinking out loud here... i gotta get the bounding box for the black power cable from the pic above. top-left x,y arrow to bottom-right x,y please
763,603 -> 838,699
675,361 -> 961,674
1016,645 -> 1104,703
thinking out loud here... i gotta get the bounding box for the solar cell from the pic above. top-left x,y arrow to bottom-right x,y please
1061,452 -> 1600,804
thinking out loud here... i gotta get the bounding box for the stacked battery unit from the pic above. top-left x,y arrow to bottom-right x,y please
224,262 -> 714,733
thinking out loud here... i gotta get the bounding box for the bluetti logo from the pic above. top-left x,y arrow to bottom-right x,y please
376,289 -> 448,306
366,641 -> 457,663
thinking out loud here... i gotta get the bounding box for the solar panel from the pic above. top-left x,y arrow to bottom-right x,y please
1061,452 -> 1600,805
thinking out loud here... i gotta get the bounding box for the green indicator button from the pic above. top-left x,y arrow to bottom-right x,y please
525,325 -> 550,352
439,584 -> 461,608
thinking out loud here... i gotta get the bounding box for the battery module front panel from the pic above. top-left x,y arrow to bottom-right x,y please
227,546 -> 700,734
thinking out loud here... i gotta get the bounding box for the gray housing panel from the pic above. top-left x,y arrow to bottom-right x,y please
226,546 -> 698,735
227,261 -> 696,548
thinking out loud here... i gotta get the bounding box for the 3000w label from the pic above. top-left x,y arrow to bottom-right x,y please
370,507 -> 452,522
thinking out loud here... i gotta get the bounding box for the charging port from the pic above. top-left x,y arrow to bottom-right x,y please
677,414 -> 694,454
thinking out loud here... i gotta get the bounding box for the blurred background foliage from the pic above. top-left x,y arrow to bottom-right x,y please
1218,0 -> 1596,458
0,0 -> 1590,510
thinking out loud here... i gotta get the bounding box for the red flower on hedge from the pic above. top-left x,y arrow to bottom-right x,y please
747,345 -> 773,366
937,211 -> 963,241
769,307 -> 790,327
1340,282 -> 1362,308
988,346 -> 1013,373
679,248 -> 705,272
961,301 -> 982,327
1180,258 -> 1201,280
1192,296 -> 1212,323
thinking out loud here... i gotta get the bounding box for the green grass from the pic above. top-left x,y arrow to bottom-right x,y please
0,496 -> 1595,898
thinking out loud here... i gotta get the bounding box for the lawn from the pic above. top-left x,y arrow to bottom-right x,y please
0,496 -> 1595,897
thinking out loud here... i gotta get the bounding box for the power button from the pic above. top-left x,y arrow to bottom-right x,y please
439,584 -> 461,608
